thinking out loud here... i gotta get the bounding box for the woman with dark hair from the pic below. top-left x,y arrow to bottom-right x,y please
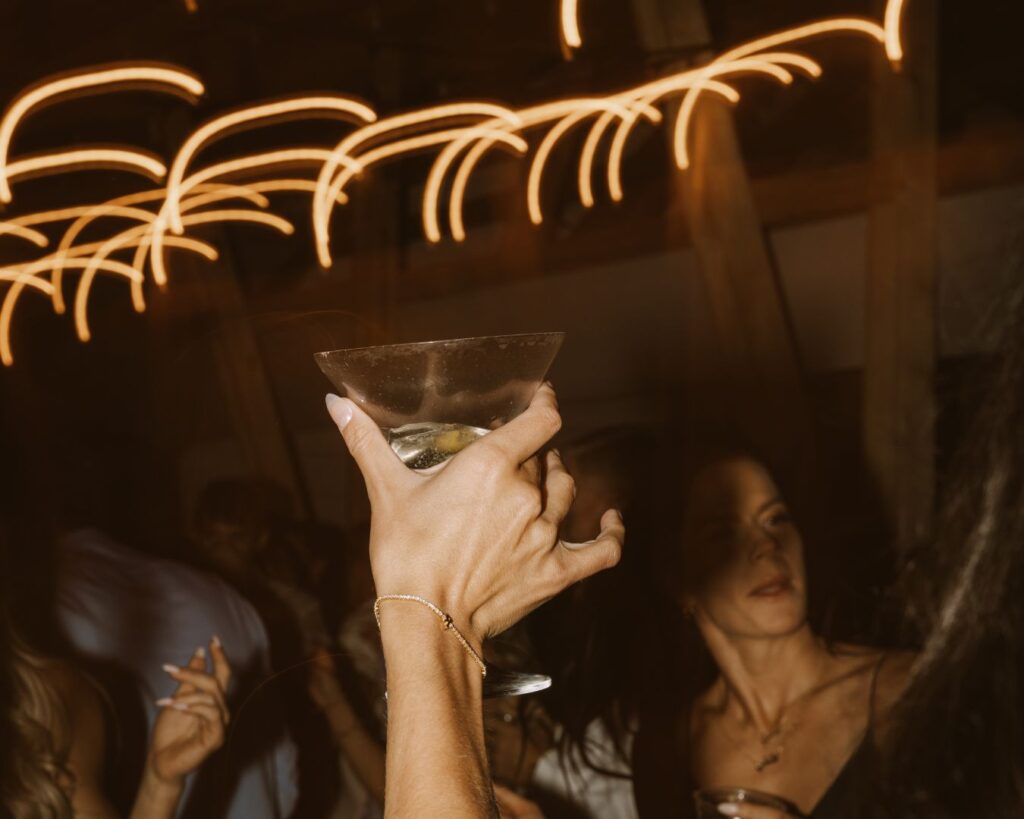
631,447 -> 914,818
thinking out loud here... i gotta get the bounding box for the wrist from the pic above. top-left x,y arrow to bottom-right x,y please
138,761 -> 185,804
377,600 -> 485,689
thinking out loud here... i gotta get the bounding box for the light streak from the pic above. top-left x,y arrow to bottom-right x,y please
0,0 -> 907,366
146,149 -> 364,285
0,223 -> 48,247
5,147 -> 166,186
48,184 -> 266,313
581,80 -> 735,208
1,257 -> 142,365
164,96 -> 377,233
525,99 -> 649,225
0,64 -> 203,202
885,0 -> 907,62
423,128 -> 530,243
561,0 -> 582,50
442,98 -> 655,240
671,16 -> 893,171
312,103 -> 521,266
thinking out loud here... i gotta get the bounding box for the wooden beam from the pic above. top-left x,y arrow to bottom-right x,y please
632,0 -> 811,469
149,107 -> 313,519
190,241 -> 314,517
864,0 -> 938,547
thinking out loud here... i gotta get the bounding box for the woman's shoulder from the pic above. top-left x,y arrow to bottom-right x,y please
38,659 -> 108,753
829,645 -> 916,740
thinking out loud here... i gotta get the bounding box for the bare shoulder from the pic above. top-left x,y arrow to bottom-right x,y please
39,660 -> 109,768
873,650 -> 916,717
687,681 -> 723,743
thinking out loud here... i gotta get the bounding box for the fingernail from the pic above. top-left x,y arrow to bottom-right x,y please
717,804 -> 741,817
162,664 -> 180,674
551,447 -> 561,458
211,634 -> 222,648
172,702 -> 190,711
156,697 -> 174,706
325,394 -> 352,429
195,646 -> 206,659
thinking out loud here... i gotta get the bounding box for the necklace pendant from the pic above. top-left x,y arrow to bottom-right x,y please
755,752 -> 780,772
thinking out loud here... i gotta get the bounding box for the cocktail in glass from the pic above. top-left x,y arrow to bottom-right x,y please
315,331 -> 565,696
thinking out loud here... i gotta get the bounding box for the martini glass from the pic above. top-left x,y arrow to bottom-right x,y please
315,331 -> 565,697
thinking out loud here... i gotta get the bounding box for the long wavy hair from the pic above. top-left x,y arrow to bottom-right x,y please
878,288 -> 1024,817
0,608 -> 73,819
0,514 -> 73,819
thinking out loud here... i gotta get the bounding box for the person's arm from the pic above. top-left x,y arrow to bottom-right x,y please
128,638 -> 232,819
308,648 -> 386,803
56,639 -> 229,819
326,384 -> 625,817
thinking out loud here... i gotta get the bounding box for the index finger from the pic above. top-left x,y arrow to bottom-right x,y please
162,646 -> 204,698
209,635 -> 231,691
485,383 -> 561,465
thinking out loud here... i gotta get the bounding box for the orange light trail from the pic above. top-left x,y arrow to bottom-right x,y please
885,0 -> 907,62
48,184 -> 266,314
561,0 -> 582,50
164,96 -> 377,233
670,15 -> 896,170
0,65 -> 202,203
147,149 -> 357,285
312,103 -> 521,266
0,0 -> 907,365
73,210 -> 289,344
0,223 -> 48,247
5,147 -> 167,186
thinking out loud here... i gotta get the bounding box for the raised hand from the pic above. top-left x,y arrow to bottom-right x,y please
149,636 -> 231,785
326,383 -> 624,645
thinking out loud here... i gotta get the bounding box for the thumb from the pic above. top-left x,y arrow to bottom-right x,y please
326,394 -> 406,492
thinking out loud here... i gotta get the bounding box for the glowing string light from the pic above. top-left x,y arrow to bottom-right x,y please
0,0 -> 908,366
601,55 -> 820,201
0,257 -> 143,364
147,148 -> 358,286
884,0 -> 907,62
313,103 -> 521,266
0,223 -> 48,247
580,79 -> 735,208
163,96 -> 377,233
671,18 -> 892,170
561,0 -> 582,50
5,147 -> 166,186
441,98 -> 652,241
48,184 -> 267,314
0,64 -> 203,202
0,229 -> 219,363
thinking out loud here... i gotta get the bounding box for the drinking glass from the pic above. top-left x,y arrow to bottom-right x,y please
694,787 -> 805,818
315,331 -> 565,696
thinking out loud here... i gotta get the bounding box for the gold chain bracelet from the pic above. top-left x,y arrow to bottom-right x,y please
373,594 -> 487,678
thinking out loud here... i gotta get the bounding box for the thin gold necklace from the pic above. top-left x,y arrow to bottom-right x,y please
718,711 -> 800,772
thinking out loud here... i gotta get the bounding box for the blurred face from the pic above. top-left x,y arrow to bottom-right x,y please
679,457 -> 807,639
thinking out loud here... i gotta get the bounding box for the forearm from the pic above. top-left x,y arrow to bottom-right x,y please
324,700 -> 387,803
379,604 -> 494,818
127,767 -> 184,819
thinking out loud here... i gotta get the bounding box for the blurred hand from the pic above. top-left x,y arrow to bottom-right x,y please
326,384 -> 624,644
149,637 -> 231,785
306,647 -> 356,718
484,698 -> 554,788
494,784 -> 546,819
